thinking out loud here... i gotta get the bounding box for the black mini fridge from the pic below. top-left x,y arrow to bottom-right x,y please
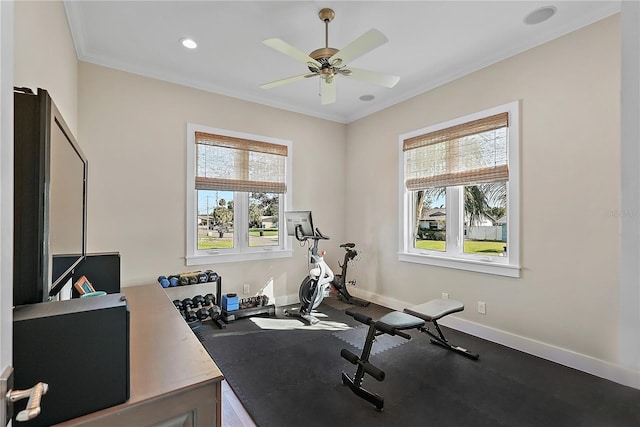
13,293 -> 130,426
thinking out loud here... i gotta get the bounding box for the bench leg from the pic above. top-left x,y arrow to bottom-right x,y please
420,320 -> 479,360
340,323 -> 387,410
341,372 -> 384,411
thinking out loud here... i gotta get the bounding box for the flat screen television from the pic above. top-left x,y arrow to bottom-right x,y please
14,88 -> 88,305
285,211 -> 315,238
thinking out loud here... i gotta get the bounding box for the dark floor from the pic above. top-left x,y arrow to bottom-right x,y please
197,298 -> 640,427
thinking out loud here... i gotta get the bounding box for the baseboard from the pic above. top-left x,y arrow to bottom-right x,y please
345,287 -> 640,390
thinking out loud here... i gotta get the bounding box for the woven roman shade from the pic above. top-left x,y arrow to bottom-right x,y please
403,113 -> 509,190
195,131 -> 288,193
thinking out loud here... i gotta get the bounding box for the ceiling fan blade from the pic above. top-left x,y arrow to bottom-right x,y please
260,73 -> 317,90
345,67 -> 400,88
329,29 -> 388,66
320,79 -> 336,105
263,38 -> 321,68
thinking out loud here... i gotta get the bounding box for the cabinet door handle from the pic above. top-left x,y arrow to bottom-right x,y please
8,381 -> 49,422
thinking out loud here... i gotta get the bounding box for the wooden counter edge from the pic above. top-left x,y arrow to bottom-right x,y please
56,284 -> 224,426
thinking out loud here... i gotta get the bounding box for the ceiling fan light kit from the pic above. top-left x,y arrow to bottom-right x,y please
179,37 -> 197,49
260,7 -> 400,105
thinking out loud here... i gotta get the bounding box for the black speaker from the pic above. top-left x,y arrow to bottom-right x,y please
13,294 -> 130,426
52,252 -> 121,297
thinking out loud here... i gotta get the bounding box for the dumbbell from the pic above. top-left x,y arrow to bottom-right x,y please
173,299 -> 184,311
182,298 -> 194,310
167,275 -> 180,287
204,293 -> 215,306
209,305 -> 222,320
184,310 -> 198,322
192,295 -> 205,308
195,307 -> 211,321
180,273 -> 199,286
157,276 -> 170,288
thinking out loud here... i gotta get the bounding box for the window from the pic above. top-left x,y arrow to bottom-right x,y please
186,124 -> 292,265
398,101 -> 520,277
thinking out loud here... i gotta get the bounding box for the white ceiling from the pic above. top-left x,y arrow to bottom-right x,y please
64,1 -> 620,124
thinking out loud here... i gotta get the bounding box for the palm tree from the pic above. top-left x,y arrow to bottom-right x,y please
415,181 -> 506,233
415,187 -> 444,232
464,185 -> 489,227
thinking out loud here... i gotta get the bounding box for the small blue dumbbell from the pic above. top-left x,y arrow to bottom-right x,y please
158,276 -> 170,288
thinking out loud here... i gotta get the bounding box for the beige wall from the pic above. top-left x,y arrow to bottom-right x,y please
346,16 -> 621,363
77,63 -> 347,297
14,0 -> 78,136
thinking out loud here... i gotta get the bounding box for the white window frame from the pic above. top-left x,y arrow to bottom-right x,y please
398,101 -> 520,277
186,123 -> 293,265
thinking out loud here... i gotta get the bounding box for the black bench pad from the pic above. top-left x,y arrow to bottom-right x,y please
404,298 -> 464,322
378,311 -> 425,330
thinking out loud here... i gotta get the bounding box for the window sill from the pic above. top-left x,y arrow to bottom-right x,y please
187,249 -> 293,266
398,252 -> 520,278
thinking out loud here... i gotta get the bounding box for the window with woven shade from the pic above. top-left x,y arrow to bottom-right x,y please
187,124 -> 292,265
398,101 -> 520,278
195,131 -> 288,194
403,112 -> 508,191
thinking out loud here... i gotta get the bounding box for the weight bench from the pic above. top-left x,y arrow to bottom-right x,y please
340,299 -> 479,410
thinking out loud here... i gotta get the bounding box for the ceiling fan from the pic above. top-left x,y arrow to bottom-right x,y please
260,8 -> 400,105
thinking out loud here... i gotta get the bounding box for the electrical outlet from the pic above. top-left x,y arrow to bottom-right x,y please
243,284 -> 250,294
478,301 -> 486,315
441,292 -> 449,300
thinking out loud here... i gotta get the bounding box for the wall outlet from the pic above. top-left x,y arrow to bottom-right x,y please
243,284 -> 250,294
441,292 -> 449,300
477,301 -> 486,315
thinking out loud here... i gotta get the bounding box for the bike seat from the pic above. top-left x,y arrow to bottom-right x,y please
340,243 -> 356,248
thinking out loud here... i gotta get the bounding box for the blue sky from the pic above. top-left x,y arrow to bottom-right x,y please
198,190 -> 233,215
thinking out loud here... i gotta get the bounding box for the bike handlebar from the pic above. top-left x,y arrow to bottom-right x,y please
294,226 -> 329,242
315,228 -> 330,240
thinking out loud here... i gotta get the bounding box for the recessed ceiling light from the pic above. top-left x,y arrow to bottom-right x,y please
180,37 -> 198,49
359,94 -> 375,102
524,6 -> 557,25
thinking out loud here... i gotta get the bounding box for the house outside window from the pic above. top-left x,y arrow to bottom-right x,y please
186,124 -> 292,265
398,101 -> 520,277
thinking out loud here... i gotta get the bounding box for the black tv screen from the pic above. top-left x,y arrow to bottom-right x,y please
13,88 -> 87,305
47,115 -> 88,298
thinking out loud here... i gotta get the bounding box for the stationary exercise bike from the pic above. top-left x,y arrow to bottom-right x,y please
285,221 -> 333,325
284,211 -> 368,324
297,241 -> 369,315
